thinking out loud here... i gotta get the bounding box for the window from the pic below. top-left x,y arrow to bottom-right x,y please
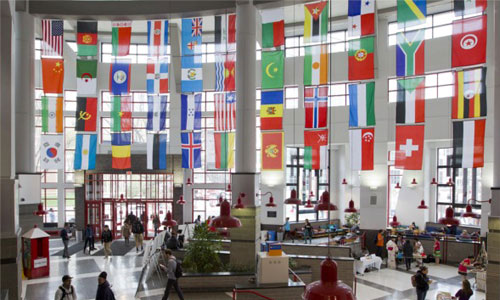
329,82 -> 350,106
35,39 -> 77,60
101,42 -> 159,63
284,31 -> 348,58
285,147 -> 329,222
43,188 -> 58,223
192,189 -> 226,222
388,70 -> 454,102
436,148 -> 482,226
285,86 -> 299,109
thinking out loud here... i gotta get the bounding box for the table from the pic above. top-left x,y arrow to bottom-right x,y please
355,254 -> 382,275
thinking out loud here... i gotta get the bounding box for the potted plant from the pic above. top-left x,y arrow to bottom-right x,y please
182,223 -> 223,273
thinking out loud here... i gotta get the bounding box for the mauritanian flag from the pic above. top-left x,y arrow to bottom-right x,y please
261,50 -> 284,89
348,82 -> 376,128
304,44 -> 328,86
112,21 -> 132,56
111,133 -> 131,169
349,128 -> 375,171
41,96 -> 63,133
214,132 -> 235,170
453,119 -> 485,168
348,37 -> 374,80
77,21 -> 98,56
76,59 -> 97,96
261,8 -> 285,48
304,1 -> 329,44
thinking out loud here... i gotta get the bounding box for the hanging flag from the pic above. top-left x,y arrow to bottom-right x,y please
348,37 -> 374,80
349,82 -> 376,127
348,0 -> 375,37
42,58 -> 64,94
111,95 -> 132,132
453,119 -> 485,168
214,15 -> 227,53
146,58 -> 168,94
395,124 -> 424,170
304,86 -> 328,129
396,29 -> 425,77
261,131 -> 284,170
77,21 -> 98,56
76,59 -> 97,96
181,55 -> 203,92
75,97 -> 98,131
452,15 -> 487,68
304,129 -> 329,170
397,0 -> 427,29
214,132 -> 235,169
260,90 -> 284,130
111,133 -> 131,169
452,68 -> 487,119
396,77 -> 425,124
349,128 -> 374,171
227,14 -> 236,52
261,8 -> 285,48
261,50 -> 284,89
147,20 -> 169,57
215,53 -> 235,91
181,93 -> 202,131
147,133 -> 167,170
182,18 -> 203,56
454,0 -> 487,16
74,134 -> 97,170
41,96 -> 63,133
147,95 -> 167,131
109,60 -> 131,95
304,1 -> 329,44
42,19 -> 63,57
206,131 -> 216,169
181,131 -> 202,169
40,134 -> 64,170
214,92 -> 236,131
111,21 -> 132,56
304,44 -> 328,86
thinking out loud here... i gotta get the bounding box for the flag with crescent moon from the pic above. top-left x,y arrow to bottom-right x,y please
261,50 -> 284,89
77,59 -> 97,96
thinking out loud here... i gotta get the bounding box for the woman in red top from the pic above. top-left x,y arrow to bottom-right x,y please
458,256 -> 474,280
433,237 -> 441,265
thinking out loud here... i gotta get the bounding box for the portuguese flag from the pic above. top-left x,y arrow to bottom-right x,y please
111,21 -> 132,56
348,36 -> 374,80
77,21 -> 98,56
261,8 -> 285,48
111,95 -> 132,132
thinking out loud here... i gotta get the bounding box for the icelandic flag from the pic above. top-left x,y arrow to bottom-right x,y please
181,55 -> 203,92
181,93 -> 202,131
147,95 -> 167,131
147,133 -> 167,170
147,20 -> 168,57
147,58 -> 168,94
74,134 -> 97,170
109,61 -> 131,95
181,131 -> 201,169
182,18 -> 203,56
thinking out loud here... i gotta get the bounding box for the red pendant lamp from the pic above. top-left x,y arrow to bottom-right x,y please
120,194 -> 125,201
216,195 -> 223,207
439,206 -> 460,226
176,195 -> 185,205
395,182 -> 402,189
33,203 -> 47,216
341,178 -> 348,185
265,193 -> 277,207
302,257 -> 356,300
447,178 -> 454,186
411,178 -> 418,185
162,211 -> 177,227
304,199 -> 314,208
285,188 -> 302,205
186,177 -> 192,186
344,199 -> 358,213
233,193 -> 246,209
315,191 -> 338,211
389,215 -> 401,227
226,184 -> 232,192
462,204 -> 480,219
417,200 -> 428,209
211,199 -> 241,228
431,177 -> 438,185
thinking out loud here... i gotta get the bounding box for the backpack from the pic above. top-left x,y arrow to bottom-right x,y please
132,222 -> 140,233
174,259 -> 183,278
59,285 -> 73,300
411,275 -> 417,287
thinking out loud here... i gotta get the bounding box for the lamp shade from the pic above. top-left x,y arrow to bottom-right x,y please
211,200 -> 242,228
285,188 -> 302,205
265,195 -> 277,207
315,191 -> 338,211
302,257 -> 356,300
389,215 -> 400,227
226,184 -> 231,192
411,178 -> 418,185
186,178 -> 192,186
439,206 -> 460,226
162,211 -> 177,227
462,204 -> 480,219
120,194 -> 125,201
431,177 -> 438,185
395,182 -> 401,189
216,195 -> 223,207
34,203 -> 47,216
234,195 -> 245,209
344,199 -> 358,213
417,200 -> 428,209
447,178 -> 454,186
341,178 -> 348,185
176,195 -> 185,205
304,199 -> 314,208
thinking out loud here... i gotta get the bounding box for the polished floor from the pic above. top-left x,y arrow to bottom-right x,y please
21,238 -> 486,300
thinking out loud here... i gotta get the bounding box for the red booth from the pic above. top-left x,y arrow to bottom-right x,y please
22,227 -> 50,279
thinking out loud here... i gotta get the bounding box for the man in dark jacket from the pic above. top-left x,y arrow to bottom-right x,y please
132,220 -> 145,252
166,233 -> 180,250
60,223 -> 70,259
95,272 -> 115,300
403,239 -> 414,271
83,224 -> 94,254
101,225 -> 113,259
414,266 -> 432,300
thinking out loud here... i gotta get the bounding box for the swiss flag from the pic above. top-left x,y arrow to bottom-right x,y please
452,15 -> 487,68
395,125 -> 425,170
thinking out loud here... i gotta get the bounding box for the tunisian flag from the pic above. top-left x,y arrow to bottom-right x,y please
395,125 -> 425,170
452,15 -> 487,68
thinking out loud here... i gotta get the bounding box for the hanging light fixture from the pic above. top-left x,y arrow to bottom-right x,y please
216,194 -> 223,207
33,203 -> 47,216
309,190 -> 314,198
162,211 -> 177,227
417,200 -> 428,209
314,191 -> 338,211
285,188 -> 302,205
410,178 -> 418,185
259,192 -> 276,207
395,182 -> 402,189
341,178 -> 348,185
176,195 -> 185,205
304,199 -> 314,208
212,199 -> 241,228
462,204 -> 480,219
344,199 -> 358,213
389,215 -> 400,227
447,177 -> 454,186
431,177 -> 438,185
439,206 -> 460,226
233,193 -> 246,209
186,177 -> 192,186
226,184 -> 232,192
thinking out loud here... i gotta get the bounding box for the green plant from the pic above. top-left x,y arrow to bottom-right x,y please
288,257 -> 297,269
182,224 -> 223,273
345,212 -> 360,228
224,263 -> 253,273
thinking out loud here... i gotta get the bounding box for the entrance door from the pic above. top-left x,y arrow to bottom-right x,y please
86,202 -> 101,238
115,202 -> 127,238
103,201 -> 114,237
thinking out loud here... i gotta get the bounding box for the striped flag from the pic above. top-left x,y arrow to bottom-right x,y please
147,20 -> 169,57
111,133 -> 131,169
260,90 -> 284,130
214,92 -> 236,131
147,133 -> 167,170
452,68 -> 486,120
147,95 -> 167,131
396,77 -> 425,124
261,8 -> 285,48
396,29 -> 425,77
74,134 -> 97,170
111,21 -> 132,56
181,55 -> 203,92
454,0 -> 487,16
111,95 -> 132,132
304,1 -> 329,44
146,58 -> 168,94
42,19 -> 63,57
77,21 -> 98,57
214,132 -> 235,169
75,97 -> 98,132
349,82 -> 376,127
41,96 -> 63,133
349,128 -> 374,171
76,59 -> 98,96
304,129 -> 329,170
453,119 -> 485,168
348,0 -> 375,37
304,44 -> 328,86
304,86 -> 328,129
181,93 -> 202,131
215,54 -> 235,92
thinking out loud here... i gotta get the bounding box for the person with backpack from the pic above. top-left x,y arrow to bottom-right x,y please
159,249 -> 184,300
95,272 -> 115,300
60,223 -> 71,259
101,225 -> 113,259
54,275 -> 77,300
132,219 -> 144,252
413,266 -> 432,300
403,239 -> 413,271
83,224 -> 94,254
121,222 -> 131,246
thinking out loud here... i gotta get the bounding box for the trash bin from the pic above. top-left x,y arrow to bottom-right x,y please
268,230 -> 277,241
75,230 -> 82,242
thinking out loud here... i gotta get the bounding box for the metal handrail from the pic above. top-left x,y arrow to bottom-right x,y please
232,289 -> 275,300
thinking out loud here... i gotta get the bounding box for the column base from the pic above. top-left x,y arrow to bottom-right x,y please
487,216 -> 500,299
229,207 -> 261,272
0,231 -> 22,300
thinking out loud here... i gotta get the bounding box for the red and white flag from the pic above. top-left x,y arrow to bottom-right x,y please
453,119 -> 485,168
304,86 -> 328,129
395,125 -> 425,170
214,92 -> 236,131
304,129 -> 329,170
452,15 -> 487,68
227,14 -> 236,52
349,128 -> 374,171
42,19 -> 64,57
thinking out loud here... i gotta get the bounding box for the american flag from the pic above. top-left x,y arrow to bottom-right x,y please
214,92 -> 236,131
191,18 -> 203,37
42,19 -> 64,57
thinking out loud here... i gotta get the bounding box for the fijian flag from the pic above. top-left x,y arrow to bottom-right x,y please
453,119 -> 485,168
147,133 -> 167,170
396,77 -> 425,124
147,95 -> 167,131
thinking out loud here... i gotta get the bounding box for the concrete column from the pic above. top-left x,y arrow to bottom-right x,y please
13,9 -> 35,173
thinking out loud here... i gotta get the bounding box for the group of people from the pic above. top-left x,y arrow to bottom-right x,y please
54,272 -> 116,300
124,212 -> 146,252
413,266 -> 474,300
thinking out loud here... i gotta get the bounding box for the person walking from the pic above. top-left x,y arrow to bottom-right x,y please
375,230 -> 385,258
153,214 -> 161,237
121,222 -> 131,246
452,279 -> 473,300
283,217 -> 294,243
60,223 -> 71,259
83,224 -> 94,254
414,266 -> 432,300
54,275 -> 77,300
132,219 -> 145,252
403,239 -> 413,271
303,219 -> 313,244
386,238 -> 398,269
101,225 -> 113,259
160,249 -> 184,300
433,237 -> 441,265
95,272 -> 115,300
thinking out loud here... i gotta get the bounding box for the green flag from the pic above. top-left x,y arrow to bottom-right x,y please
261,50 -> 284,89
76,59 -> 97,96
111,96 -> 132,132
